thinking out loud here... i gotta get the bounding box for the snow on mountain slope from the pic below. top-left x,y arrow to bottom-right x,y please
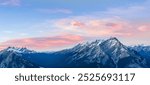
3,47 -> 36,53
64,37 -> 148,68
130,45 -> 150,57
100,37 -> 132,67
0,48 -> 39,68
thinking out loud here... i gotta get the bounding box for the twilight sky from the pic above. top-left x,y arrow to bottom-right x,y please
0,0 -> 150,51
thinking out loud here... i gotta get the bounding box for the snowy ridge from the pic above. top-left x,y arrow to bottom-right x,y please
129,45 -> 150,58
130,45 -> 150,52
4,47 -> 36,53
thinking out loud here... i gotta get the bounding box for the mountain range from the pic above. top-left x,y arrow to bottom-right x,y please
0,37 -> 149,68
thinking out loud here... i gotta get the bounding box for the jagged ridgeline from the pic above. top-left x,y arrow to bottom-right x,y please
0,37 -> 149,68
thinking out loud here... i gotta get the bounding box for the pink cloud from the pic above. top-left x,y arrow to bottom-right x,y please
138,25 -> 149,32
51,17 -> 150,41
0,0 -> 20,6
105,22 -> 123,29
53,18 -> 133,37
0,34 -> 84,51
71,21 -> 85,27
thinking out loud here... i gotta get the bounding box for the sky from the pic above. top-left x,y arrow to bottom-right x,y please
0,0 -> 150,51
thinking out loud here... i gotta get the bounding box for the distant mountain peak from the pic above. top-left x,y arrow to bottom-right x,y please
107,37 -> 119,42
103,37 -> 121,47
4,47 -> 35,53
72,37 -> 120,51
91,37 -> 120,47
109,37 -> 118,40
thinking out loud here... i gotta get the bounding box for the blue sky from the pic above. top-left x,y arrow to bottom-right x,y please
0,0 -> 150,51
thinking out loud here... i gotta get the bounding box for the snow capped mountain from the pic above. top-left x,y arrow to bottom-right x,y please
0,37 -> 149,68
64,37 -> 148,68
130,45 -> 150,57
3,47 -> 36,53
64,39 -> 111,67
131,45 -> 150,51
0,51 -> 39,68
